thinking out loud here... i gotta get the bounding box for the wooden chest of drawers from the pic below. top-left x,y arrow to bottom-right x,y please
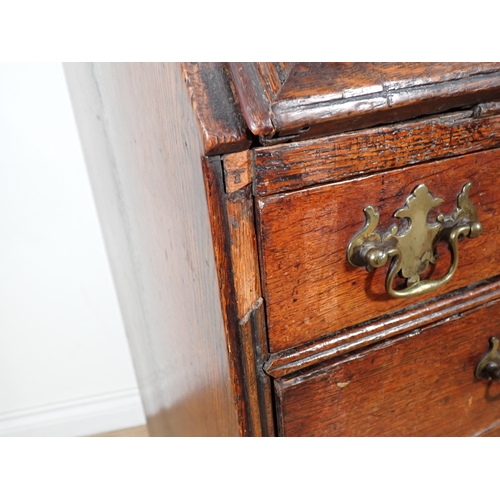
66,62 -> 500,436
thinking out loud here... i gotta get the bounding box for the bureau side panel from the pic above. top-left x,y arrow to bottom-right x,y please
64,63 -> 239,436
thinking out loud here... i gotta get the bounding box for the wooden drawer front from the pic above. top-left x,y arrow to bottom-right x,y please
275,300 -> 500,436
257,148 -> 500,353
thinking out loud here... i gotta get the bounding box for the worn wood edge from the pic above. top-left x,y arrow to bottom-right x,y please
272,71 -> 500,136
181,63 -> 251,155
254,107 -> 500,196
276,297 -> 500,392
226,185 -> 262,318
202,155 -> 250,434
222,150 -> 252,193
252,300 -> 276,437
474,419 -> 500,436
239,298 -> 276,437
275,63 -> 500,105
203,156 -> 271,435
227,63 -> 276,137
265,277 -> 500,378
473,101 -> 500,118
253,63 -> 296,101
239,306 -> 262,437
273,379 -> 285,437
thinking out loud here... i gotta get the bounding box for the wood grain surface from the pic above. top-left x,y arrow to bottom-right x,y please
227,63 -> 296,138
239,299 -> 275,437
228,63 -> 275,136
181,62 -> 250,155
226,186 -> 262,318
253,108 -> 500,196
202,156 -> 251,434
257,148 -> 500,352
277,62 -> 500,100
476,421 -> 500,436
65,63 -> 240,436
275,298 -> 500,436
202,156 -> 269,435
273,63 -> 500,139
229,63 -> 500,142
223,150 -> 252,193
265,278 -> 500,378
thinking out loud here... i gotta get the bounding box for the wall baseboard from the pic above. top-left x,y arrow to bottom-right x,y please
0,389 -> 146,437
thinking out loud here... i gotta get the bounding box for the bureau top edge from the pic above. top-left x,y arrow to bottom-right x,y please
183,63 -> 500,156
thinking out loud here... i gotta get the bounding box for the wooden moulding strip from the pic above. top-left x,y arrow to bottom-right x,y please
225,185 -> 262,318
265,277 -> 500,379
253,107 -> 500,196
202,155 -> 271,436
202,155 -> 250,435
239,298 -> 275,437
227,62 -> 275,137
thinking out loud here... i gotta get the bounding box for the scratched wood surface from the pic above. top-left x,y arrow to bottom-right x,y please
253,108 -> 500,196
257,148 -> 500,352
225,185 -> 262,318
476,421 -> 500,436
65,63 -> 240,436
223,150 -> 252,193
275,298 -> 500,436
229,63 -> 500,141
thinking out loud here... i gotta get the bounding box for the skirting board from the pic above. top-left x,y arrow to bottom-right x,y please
0,388 -> 146,437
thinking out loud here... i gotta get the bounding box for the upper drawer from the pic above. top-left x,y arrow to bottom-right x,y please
256,147 -> 500,353
228,63 -> 500,143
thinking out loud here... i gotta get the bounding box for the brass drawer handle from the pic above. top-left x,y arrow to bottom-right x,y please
347,183 -> 482,299
476,337 -> 500,383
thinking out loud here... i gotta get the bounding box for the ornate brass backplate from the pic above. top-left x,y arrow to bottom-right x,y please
347,183 -> 482,299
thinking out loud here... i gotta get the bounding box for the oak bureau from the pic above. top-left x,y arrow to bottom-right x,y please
65,63 -> 500,436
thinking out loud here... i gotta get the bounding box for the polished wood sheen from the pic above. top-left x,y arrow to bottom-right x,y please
230,63 -> 500,141
253,107 -> 500,196
257,148 -> 500,352
275,298 -> 500,436
265,278 -> 500,378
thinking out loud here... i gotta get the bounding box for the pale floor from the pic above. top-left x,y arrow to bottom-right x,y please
93,425 -> 149,437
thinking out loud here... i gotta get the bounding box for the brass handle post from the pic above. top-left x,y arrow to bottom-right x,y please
476,337 -> 500,383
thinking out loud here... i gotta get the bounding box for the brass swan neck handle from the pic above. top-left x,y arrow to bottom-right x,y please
347,183 -> 482,299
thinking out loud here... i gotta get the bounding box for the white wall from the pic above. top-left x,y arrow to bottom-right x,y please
0,63 -> 145,436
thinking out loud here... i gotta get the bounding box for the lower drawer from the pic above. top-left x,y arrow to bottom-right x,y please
275,299 -> 500,436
